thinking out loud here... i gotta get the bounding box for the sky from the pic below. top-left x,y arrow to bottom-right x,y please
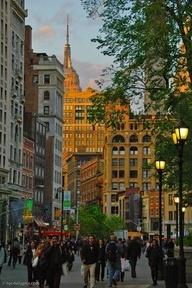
25,0 -> 112,89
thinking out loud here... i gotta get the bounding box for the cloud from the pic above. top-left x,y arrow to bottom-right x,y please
73,59 -> 110,89
34,25 -> 55,40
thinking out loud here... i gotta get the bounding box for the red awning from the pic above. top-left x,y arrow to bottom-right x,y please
41,230 -> 70,237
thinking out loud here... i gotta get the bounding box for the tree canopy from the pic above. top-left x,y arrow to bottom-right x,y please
79,204 -> 123,238
81,0 -> 192,192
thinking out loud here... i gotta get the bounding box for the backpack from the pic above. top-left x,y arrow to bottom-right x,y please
106,242 -> 118,263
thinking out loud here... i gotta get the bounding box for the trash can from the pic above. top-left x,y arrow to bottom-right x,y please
164,257 -> 178,288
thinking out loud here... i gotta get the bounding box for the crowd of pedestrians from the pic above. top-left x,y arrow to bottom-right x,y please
0,235 -> 175,288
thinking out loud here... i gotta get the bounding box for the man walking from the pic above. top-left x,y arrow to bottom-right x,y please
105,234 -> 121,287
80,235 -> 99,288
127,237 -> 141,278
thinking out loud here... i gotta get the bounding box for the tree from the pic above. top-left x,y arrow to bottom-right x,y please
79,204 -> 123,238
81,0 -> 192,191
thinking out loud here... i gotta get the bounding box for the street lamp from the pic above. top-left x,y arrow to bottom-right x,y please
172,125 -> 188,288
174,194 -> 179,241
155,160 -> 166,251
76,190 -> 80,241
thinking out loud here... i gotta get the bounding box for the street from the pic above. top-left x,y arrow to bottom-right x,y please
0,254 -> 163,288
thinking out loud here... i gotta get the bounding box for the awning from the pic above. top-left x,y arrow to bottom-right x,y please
33,217 -> 49,228
41,230 -> 70,237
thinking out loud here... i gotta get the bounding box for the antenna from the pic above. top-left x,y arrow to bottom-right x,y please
66,14 -> 69,44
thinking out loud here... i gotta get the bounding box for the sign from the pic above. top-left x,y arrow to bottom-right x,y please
23,199 -> 33,224
63,191 -> 71,210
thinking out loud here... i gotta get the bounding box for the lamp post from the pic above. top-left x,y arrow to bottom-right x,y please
174,195 -> 179,241
155,160 -> 166,251
61,188 -> 64,242
172,126 -> 188,288
76,190 -> 80,241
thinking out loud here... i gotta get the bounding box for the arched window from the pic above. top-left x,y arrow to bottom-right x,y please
130,146 -> 138,155
130,134 -> 138,142
143,135 -> 151,142
112,147 -> 118,155
119,146 -> 125,155
112,135 -> 125,143
44,90 -> 50,100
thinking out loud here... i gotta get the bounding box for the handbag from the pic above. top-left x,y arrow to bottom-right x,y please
124,259 -> 130,271
80,264 -> 84,277
32,256 -> 39,268
62,262 -> 69,276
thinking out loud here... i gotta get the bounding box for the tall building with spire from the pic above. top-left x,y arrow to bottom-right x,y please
62,20 -> 105,204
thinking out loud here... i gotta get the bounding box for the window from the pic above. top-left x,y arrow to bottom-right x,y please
143,146 -> 151,155
44,106 -> 49,115
44,74 -> 50,84
44,90 -> 50,100
112,135 -> 125,143
143,135 -> 151,142
112,182 -> 118,190
111,194 -> 118,202
112,170 -> 118,178
130,158 -> 137,167
143,182 -> 151,191
111,206 -> 118,214
130,146 -> 138,155
169,211 -> 173,221
151,218 -> 159,231
119,170 -> 125,178
119,146 -> 125,155
119,182 -> 125,191
32,75 -> 38,84
119,158 -> 125,166
130,135 -> 138,142
112,159 -> 118,166
130,182 -> 137,188
112,147 -> 118,155
143,170 -> 151,179
130,170 -> 138,178
168,194 -> 173,206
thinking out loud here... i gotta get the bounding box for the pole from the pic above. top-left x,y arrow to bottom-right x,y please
176,202 -> 179,241
158,170 -> 162,251
61,189 -> 64,242
177,142 -> 187,288
75,202 -> 79,241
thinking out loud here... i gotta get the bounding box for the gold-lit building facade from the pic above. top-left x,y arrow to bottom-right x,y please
62,23 -> 105,203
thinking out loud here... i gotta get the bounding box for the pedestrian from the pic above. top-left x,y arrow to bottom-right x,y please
46,236 -> 63,288
146,239 -> 161,286
95,239 -> 106,281
23,240 -> 36,285
166,238 -> 174,257
10,238 -> 20,269
126,237 -> 141,278
0,241 -> 6,276
105,234 -> 121,287
35,239 -> 50,288
80,235 -> 99,288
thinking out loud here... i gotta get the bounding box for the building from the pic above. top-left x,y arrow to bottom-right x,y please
80,154 -> 103,206
0,0 -> 27,242
24,26 -> 64,223
102,111 -> 163,235
22,136 -> 34,199
62,22 -> 105,202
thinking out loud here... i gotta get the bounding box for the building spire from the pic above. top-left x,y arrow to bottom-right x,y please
63,15 -> 81,92
66,14 -> 69,45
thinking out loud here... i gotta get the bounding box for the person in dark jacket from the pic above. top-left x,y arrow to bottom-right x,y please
146,239 -> 161,286
80,235 -> 99,288
46,237 -> 63,288
126,237 -> 141,278
23,241 -> 36,285
95,239 -> 106,281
